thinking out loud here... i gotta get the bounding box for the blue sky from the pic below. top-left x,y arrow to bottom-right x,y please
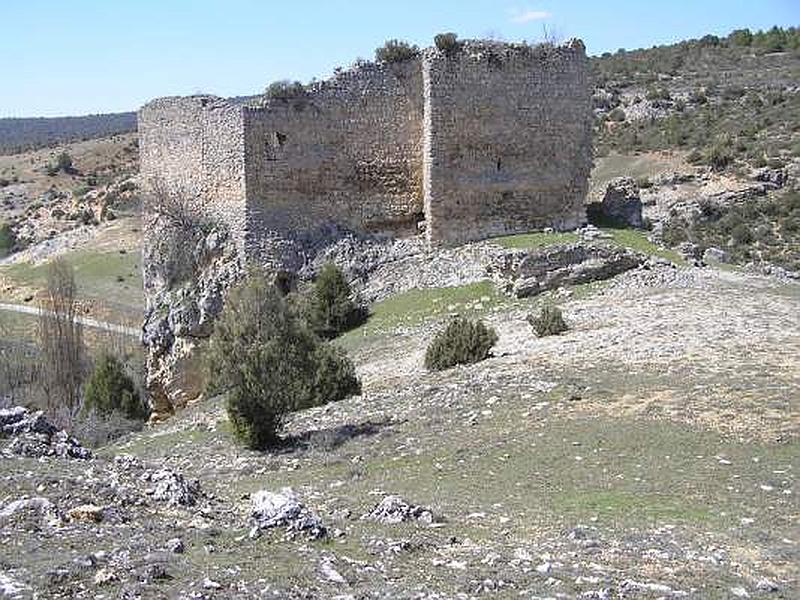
1,0 -> 797,117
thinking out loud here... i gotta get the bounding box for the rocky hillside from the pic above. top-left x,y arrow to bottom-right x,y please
0,113 -> 137,155
587,26 -> 800,274
1,252 -> 798,598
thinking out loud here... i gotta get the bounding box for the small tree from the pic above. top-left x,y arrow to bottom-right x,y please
37,259 -> 85,421
0,222 -> 15,257
83,354 -> 147,421
265,80 -> 306,100
207,273 -> 361,449
424,317 -> 498,372
56,151 -> 73,173
143,177 -> 216,286
307,263 -> 366,339
435,32 -> 460,53
375,39 -> 419,63
311,344 -> 361,407
528,304 -> 568,337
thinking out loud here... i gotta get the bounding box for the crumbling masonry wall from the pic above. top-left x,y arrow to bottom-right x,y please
138,96 -> 247,298
243,60 -> 424,270
139,39 -> 592,269
423,41 -> 592,246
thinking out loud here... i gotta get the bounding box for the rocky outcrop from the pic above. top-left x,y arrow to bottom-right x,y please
249,488 -> 327,540
505,243 -> 645,298
0,406 -> 91,460
362,495 -> 435,524
141,225 -> 242,420
590,177 -> 644,228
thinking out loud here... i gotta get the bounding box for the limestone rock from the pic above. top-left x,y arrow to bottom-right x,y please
703,247 -> 729,265
509,244 -> 644,298
597,176 -> 644,228
143,469 -> 201,506
362,495 -> 434,524
0,497 -> 65,528
0,406 -> 91,460
249,488 -> 327,540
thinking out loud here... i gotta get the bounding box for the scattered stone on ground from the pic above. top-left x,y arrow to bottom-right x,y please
249,488 -> 327,540
142,468 -> 201,507
0,406 -> 91,460
362,495 -> 435,524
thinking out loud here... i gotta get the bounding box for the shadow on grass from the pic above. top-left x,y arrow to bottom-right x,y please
283,418 -> 396,453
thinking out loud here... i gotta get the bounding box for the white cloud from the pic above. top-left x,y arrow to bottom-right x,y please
510,9 -> 551,24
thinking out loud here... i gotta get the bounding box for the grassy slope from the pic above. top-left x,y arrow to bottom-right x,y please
85,266 -> 799,598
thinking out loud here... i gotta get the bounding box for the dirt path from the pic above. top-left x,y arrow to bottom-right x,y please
0,302 -> 139,337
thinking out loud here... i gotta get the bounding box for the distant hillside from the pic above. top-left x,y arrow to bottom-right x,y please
0,112 -> 137,155
590,26 -> 800,169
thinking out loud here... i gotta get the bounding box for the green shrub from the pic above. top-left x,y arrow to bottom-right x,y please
0,222 -> 16,257
265,80 -> 306,100
730,223 -> 754,245
424,317 -> 498,372
307,263 -> 367,339
207,274 -> 361,449
312,344 -> 361,405
434,32 -> 459,53
375,39 -> 419,63
55,151 -> 74,173
83,354 -> 147,421
527,304 -> 569,337
706,142 -> 734,171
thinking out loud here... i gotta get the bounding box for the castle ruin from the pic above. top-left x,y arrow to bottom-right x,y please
138,39 -> 593,416
140,39 -> 592,264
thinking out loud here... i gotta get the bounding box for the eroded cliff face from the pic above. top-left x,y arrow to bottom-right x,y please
141,222 -> 241,419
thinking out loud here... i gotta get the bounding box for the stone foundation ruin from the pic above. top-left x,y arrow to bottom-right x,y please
138,39 -> 593,416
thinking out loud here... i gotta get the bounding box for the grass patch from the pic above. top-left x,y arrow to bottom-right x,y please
603,227 -> 686,264
554,490 -> 711,523
341,281 -> 508,341
0,249 -> 142,314
492,231 -> 579,250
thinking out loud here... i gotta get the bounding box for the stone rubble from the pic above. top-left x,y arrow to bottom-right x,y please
0,406 -> 92,460
362,495 -> 435,524
249,488 -> 327,540
142,468 -> 202,507
0,497 -> 65,528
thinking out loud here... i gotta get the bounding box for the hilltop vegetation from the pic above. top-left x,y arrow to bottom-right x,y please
591,26 -> 800,170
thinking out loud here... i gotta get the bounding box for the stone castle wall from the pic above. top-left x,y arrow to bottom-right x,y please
423,41 -> 592,246
138,96 -> 248,298
139,40 -> 592,264
243,60 -> 424,269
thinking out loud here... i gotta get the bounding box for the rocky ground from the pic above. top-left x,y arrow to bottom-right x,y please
1,257 -> 797,599
0,134 -> 138,251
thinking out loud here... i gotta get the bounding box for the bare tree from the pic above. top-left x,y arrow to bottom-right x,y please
37,259 -> 85,421
142,177 -> 223,287
143,177 -> 203,232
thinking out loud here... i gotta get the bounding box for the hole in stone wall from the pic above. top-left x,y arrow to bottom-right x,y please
275,132 -> 287,147
496,158 -> 502,172
501,190 -> 514,202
